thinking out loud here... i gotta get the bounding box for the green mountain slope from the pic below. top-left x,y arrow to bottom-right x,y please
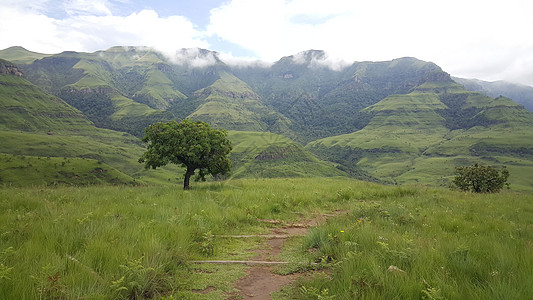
0,63 -> 93,133
228,131 -> 346,178
307,73 -> 533,191
0,60 -> 183,186
235,53 -> 445,141
454,77 -> 533,112
0,46 -> 52,64
3,46 -> 533,190
188,72 -> 294,136
16,48 -> 175,136
0,58 -> 343,186
4,48 -> 452,142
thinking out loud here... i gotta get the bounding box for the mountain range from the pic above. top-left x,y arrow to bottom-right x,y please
1,46 -> 532,190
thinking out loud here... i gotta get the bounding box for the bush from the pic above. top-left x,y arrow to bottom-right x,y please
452,163 -> 510,193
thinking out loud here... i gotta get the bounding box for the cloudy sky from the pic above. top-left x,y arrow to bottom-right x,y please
1,0 -> 532,85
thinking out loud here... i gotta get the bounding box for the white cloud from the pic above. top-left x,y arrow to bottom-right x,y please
0,6 -> 63,54
290,50 -> 350,71
64,0 -> 112,16
0,1 -> 208,55
62,10 -> 209,53
207,0 -> 533,85
217,51 -> 273,68
1,0 -> 532,85
169,48 -> 218,68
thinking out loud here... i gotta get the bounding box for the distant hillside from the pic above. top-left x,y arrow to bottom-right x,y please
188,72 -> 295,137
2,47 -> 449,141
234,54 -> 445,141
228,131 -> 347,179
308,73 -> 533,190
0,60 -> 94,133
0,59 -> 179,186
0,57 -> 341,186
19,48 -> 171,135
0,46 -> 51,64
2,46 -> 533,190
454,77 -> 533,112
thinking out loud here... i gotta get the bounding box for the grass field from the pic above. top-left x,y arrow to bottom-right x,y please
0,154 -> 137,187
0,178 -> 531,299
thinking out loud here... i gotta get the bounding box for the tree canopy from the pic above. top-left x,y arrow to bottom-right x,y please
452,163 -> 510,193
139,119 -> 232,189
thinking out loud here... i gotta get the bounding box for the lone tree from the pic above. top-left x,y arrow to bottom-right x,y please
139,119 -> 232,190
452,163 -> 510,193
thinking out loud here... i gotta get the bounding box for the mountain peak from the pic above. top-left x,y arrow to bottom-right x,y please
0,46 -> 51,64
281,50 -> 328,64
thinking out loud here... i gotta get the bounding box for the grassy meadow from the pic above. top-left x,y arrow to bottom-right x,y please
0,177 -> 531,299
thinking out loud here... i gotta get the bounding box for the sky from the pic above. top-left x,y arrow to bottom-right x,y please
1,0 -> 532,86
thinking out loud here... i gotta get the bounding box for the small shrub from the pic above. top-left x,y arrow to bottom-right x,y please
299,285 -> 335,299
111,256 -> 159,299
452,164 -> 509,193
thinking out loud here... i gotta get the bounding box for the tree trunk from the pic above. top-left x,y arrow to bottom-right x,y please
183,167 -> 195,190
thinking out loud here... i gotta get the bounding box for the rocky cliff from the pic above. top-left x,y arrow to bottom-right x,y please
0,59 -> 24,76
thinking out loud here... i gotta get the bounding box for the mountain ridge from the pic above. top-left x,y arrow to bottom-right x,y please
0,57 -> 345,185
2,46 -> 533,190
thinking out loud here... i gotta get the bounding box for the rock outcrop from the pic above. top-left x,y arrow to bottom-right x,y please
0,59 -> 24,76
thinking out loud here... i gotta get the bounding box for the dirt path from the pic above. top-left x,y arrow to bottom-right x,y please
228,216 -> 328,300
191,212 -> 343,299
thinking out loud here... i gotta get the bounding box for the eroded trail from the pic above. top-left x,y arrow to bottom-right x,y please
192,213 -> 343,299
228,216 -> 328,300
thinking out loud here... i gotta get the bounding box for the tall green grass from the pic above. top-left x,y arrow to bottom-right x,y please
282,187 -> 533,299
0,178 -> 531,299
0,178 -> 352,298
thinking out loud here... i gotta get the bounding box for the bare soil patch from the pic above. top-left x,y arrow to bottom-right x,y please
191,211 -> 346,299
228,212 -> 345,299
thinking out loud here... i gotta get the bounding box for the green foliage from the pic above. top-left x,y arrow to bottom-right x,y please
452,163 -> 510,193
299,285 -> 335,299
110,256 -> 169,299
139,120 -> 232,189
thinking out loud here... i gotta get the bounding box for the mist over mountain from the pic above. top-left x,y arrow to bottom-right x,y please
1,46 -> 533,190
453,77 -> 533,112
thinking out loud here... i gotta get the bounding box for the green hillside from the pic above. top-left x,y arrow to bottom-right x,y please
2,46 -> 533,190
307,74 -> 533,191
0,154 -> 137,187
0,58 -> 345,186
454,77 -> 533,112
7,48 -> 452,142
228,131 -> 346,178
0,72 -> 93,133
189,72 -> 293,135
235,54 -> 446,141
0,61 -> 182,186
0,46 -> 52,64
16,48 -> 174,136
